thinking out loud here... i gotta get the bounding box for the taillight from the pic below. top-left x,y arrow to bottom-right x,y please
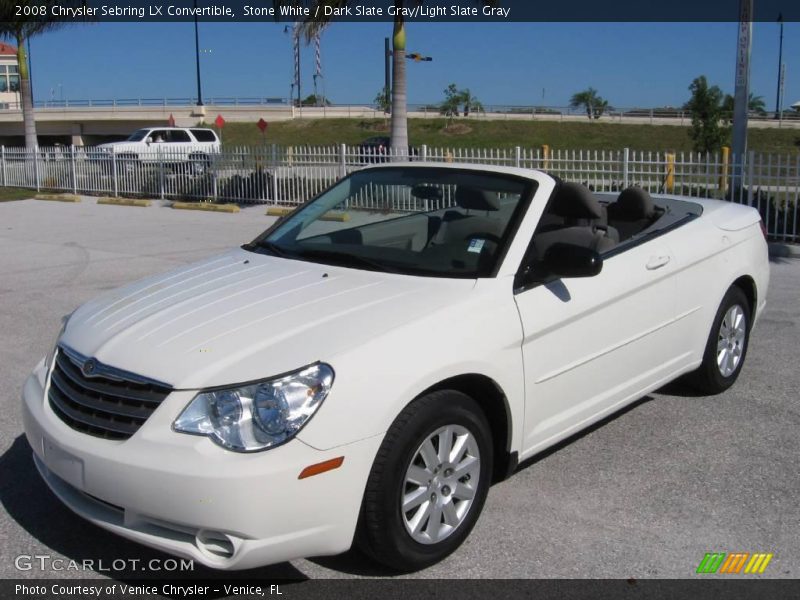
759,220 -> 768,241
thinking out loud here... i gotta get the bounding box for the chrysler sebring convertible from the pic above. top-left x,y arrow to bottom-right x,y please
22,164 -> 768,571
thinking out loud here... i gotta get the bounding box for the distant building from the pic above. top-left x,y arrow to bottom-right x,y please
0,42 -> 20,109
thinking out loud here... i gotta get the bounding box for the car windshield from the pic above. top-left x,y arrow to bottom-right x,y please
126,129 -> 149,142
246,167 -> 536,278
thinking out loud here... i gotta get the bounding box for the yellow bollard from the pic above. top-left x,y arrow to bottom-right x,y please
665,152 -> 675,193
720,146 -> 730,195
541,144 -> 550,171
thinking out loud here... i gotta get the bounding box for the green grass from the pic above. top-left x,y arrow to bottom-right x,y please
211,118 -> 800,154
0,187 -> 34,202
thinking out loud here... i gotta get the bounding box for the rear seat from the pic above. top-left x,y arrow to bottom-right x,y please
607,187 -> 660,241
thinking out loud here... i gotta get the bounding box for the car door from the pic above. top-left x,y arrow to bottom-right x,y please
167,129 -> 194,160
145,129 -> 169,160
514,236 -> 685,456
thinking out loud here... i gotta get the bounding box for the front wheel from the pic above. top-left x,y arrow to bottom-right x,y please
357,390 -> 492,572
117,153 -> 140,175
688,285 -> 751,394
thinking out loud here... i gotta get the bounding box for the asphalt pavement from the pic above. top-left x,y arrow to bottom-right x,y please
0,196 -> 798,582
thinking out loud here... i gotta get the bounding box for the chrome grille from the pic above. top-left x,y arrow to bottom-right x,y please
48,347 -> 172,440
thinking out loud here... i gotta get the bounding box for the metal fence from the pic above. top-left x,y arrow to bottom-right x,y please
1,144 -> 798,242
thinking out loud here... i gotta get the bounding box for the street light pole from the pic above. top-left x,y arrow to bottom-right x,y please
732,0 -> 752,194
193,0 -> 203,106
774,13 -> 783,118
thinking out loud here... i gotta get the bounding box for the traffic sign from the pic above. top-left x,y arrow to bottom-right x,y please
215,114 -> 226,128
257,118 -> 268,133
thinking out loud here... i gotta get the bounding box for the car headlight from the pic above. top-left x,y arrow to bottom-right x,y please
173,363 -> 334,452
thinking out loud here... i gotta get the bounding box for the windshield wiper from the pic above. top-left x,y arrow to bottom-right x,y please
293,247 -> 401,273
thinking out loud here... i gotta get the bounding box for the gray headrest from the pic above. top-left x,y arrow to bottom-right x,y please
455,186 -> 500,211
551,182 -> 603,219
613,187 -> 656,220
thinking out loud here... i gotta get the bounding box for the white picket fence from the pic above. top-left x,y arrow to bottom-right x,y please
1,144 -> 798,242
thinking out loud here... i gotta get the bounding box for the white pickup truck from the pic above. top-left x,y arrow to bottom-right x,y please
96,127 -> 221,172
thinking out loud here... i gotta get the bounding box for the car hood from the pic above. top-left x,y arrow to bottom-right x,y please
61,248 -> 475,389
96,141 -> 127,147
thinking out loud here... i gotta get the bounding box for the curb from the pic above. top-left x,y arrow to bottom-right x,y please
34,194 -> 81,203
769,242 -> 800,259
97,197 -> 152,207
172,202 -> 240,213
265,207 -> 294,217
266,206 -> 349,222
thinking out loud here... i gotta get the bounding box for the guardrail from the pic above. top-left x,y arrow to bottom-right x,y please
0,144 -> 797,242
2,99 -> 798,124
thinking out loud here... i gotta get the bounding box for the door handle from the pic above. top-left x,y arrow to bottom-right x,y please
646,255 -> 671,270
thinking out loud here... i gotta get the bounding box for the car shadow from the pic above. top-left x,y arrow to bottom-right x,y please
307,547 -> 401,577
654,377 -> 710,398
512,395 -> 654,475
0,435 -> 308,584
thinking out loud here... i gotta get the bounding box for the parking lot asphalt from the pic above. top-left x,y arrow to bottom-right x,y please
0,197 -> 798,581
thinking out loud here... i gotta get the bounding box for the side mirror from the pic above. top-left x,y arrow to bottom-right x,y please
541,243 -> 603,278
145,139 -> 152,146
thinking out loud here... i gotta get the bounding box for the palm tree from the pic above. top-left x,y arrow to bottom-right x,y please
748,94 -> 766,115
461,88 -> 484,117
0,2 -> 86,148
570,87 -> 608,120
289,0 -> 489,155
722,92 -> 768,118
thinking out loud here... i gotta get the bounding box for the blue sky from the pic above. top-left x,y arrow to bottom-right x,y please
25,21 -> 800,109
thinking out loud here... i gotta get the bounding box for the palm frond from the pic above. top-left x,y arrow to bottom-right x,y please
1,0 -> 92,40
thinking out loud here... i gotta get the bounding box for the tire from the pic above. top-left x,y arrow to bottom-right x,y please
188,153 -> 211,175
118,153 -> 140,175
688,285 -> 751,394
357,390 -> 493,572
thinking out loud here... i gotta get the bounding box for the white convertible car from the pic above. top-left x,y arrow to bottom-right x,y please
22,164 -> 769,571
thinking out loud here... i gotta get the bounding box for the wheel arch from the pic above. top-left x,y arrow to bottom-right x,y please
732,274 -> 757,317
422,373 -> 517,484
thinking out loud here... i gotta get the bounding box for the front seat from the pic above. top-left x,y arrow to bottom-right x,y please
607,186 -> 658,241
431,186 -> 503,245
532,182 -> 618,258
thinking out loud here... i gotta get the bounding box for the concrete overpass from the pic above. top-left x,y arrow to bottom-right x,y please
1,100 -> 798,146
0,103 -> 297,145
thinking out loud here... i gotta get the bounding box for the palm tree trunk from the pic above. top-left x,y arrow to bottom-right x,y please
16,33 -> 37,149
390,6 -> 408,158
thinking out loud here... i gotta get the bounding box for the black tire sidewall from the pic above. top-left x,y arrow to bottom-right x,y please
698,286 -> 751,393
359,391 -> 493,571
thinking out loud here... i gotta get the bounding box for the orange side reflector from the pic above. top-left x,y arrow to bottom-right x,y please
298,457 -> 344,480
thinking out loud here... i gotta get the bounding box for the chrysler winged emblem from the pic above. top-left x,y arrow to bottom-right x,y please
82,358 -> 98,377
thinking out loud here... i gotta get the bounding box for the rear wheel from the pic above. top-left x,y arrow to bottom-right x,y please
688,285 -> 751,394
357,390 -> 492,572
188,153 -> 211,175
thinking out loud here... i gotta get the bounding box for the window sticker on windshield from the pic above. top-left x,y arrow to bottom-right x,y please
467,238 -> 485,254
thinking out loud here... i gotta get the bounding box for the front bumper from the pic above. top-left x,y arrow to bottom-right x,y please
21,360 -> 382,570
